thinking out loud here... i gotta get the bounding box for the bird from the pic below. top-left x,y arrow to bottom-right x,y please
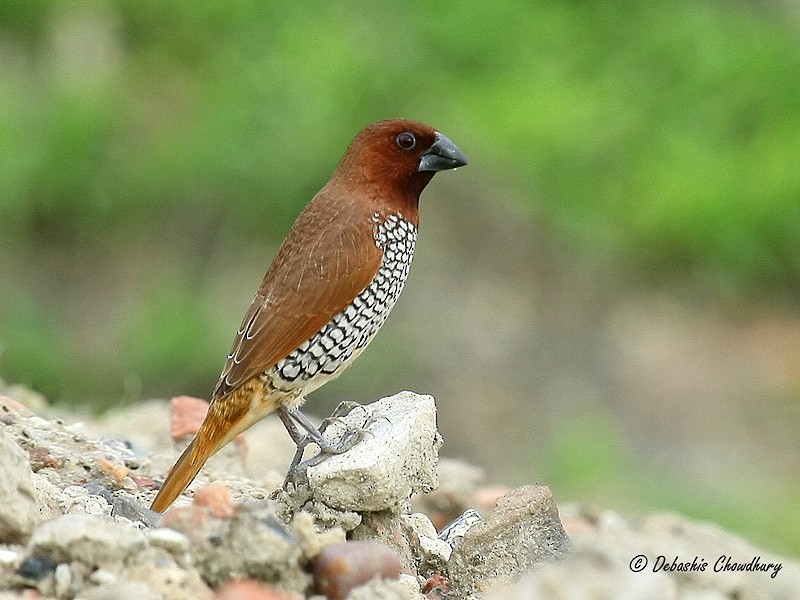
150,118 -> 467,513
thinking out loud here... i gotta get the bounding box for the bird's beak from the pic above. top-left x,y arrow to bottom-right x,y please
418,132 -> 468,172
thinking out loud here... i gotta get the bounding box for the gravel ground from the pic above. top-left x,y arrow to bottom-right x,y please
0,383 -> 797,599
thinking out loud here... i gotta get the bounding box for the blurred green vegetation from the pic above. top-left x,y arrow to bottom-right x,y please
2,1 -> 799,399
1,0 -> 799,554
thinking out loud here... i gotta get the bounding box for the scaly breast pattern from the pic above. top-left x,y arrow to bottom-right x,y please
265,213 -> 417,397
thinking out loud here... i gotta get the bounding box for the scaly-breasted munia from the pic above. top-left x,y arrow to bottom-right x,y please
151,119 -> 467,512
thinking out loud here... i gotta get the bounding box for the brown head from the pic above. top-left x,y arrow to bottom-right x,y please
329,119 -> 468,221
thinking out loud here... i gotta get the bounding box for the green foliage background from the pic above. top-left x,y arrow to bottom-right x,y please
1,0 -> 799,555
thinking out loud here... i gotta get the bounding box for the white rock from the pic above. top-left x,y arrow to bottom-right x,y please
89,569 -> 118,586
306,392 -> 442,512
30,473 -> 62,520
401,513 -> 452,568
145,528 -> 190,556
59,485 -> 112,516
0,428 -> 42,541
54,563 -> 72,598
28,514 -> 146,566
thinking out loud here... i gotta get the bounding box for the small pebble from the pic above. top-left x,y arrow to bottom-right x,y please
54,563 -> 71,597
169,396 -> 209,440
17,555 -> 57,580
193,482 -> 234,520
89,569 -> 118,586
146,528 -> 190,555
28,446 -> 60,471
422,573 -> 451,597
97,458 -> 129,483
438,509 -> 483,547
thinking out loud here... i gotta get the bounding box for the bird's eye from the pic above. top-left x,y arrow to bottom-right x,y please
395,132 -> 417,151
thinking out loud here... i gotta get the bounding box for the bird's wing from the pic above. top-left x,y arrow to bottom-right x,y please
212,189 -> 382,400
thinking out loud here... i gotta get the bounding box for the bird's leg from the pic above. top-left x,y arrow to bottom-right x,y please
284,405 -> 366,454
277,412 -> 314,489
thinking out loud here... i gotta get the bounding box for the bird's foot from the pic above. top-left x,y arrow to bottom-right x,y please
279,402 -> 374,489
318,400 -> 367,434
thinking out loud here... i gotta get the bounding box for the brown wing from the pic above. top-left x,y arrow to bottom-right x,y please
212,188 -> 383,400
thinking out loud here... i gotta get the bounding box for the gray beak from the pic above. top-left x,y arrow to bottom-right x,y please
418,131 -> 468,172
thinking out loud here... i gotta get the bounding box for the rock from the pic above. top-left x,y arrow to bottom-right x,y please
400,513 -> 452,576
193,482 -> 235,519
446,486 -> 570,598
17,555 -> 57,580
0,401 -> 155,496
82,480 -> 160,526
0,428 -> 43,543
486,506 -> 800,600
125,556 -> 213,600
0,394 -> 35,417
58,485 -> 113,516
187,501 -> 309,592
288,511 -> 347,560
27,514 -> 146,566
146,528 -> 190,561
421,573 -> 452,598
53,562 -> 72,597
168,395 -> 211,440
313,541 -> 403,600
350,510 -> 415,571
30,473 -> 62,521
306,392 -> 442,512
438,509 -> 483,549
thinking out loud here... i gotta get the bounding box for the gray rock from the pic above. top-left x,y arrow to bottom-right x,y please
306,392 -> 442,512
125,554 -> 213,600
27,514 -> 146,566
487,506 -> 800,600
191,501 -> 309,592
447,486 -> 570,598
0,428 -> 42,543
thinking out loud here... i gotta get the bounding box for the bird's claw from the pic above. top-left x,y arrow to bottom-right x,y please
281,404 -> 373,489
319,401 -> 366,433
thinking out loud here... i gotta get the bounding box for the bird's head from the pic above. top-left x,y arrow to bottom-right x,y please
333,119 -> 467,203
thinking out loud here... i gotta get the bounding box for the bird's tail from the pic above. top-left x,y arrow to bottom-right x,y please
150,392 -> 260,513
150,436 -> 208,513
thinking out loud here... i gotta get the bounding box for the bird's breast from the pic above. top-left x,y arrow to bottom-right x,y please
265,214 -> 417,398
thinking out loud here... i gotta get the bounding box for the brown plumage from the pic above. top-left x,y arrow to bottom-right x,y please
151,119 -> 467,512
